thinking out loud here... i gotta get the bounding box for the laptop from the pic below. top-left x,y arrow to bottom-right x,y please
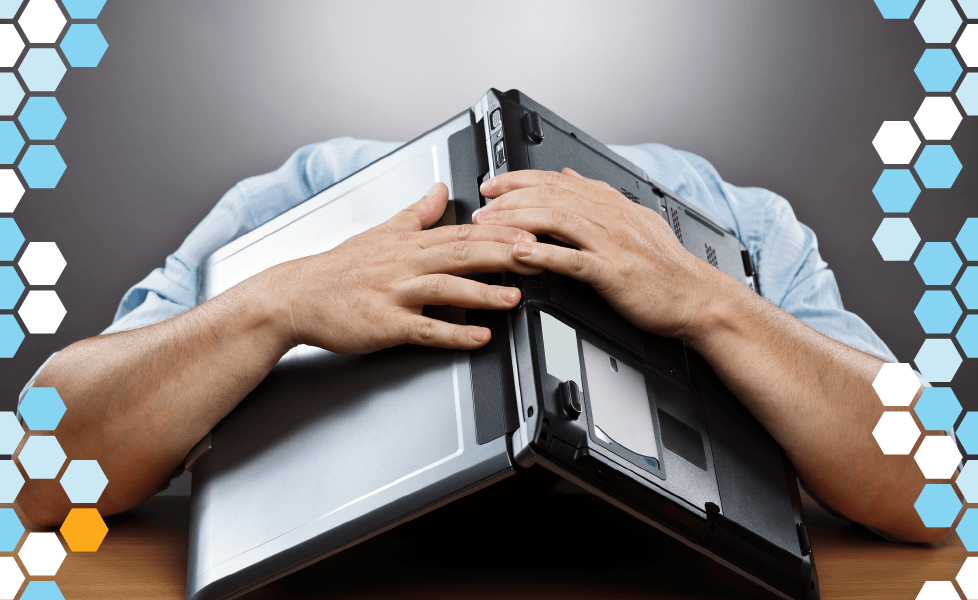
186,89 -> 818,600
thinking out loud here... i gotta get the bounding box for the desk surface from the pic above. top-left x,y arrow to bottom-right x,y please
36,486 -> 964,600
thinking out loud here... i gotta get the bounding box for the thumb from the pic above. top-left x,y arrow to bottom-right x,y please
385,182 -> 450,232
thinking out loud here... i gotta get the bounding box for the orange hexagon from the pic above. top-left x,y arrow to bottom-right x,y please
59,508 -> 107,552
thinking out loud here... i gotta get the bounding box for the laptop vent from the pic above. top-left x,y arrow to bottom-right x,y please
669,208 -> 683,245
704,244 -> 718,268
620,188 -> 640,204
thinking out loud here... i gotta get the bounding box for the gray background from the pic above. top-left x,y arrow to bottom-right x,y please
4,2 -> 975,449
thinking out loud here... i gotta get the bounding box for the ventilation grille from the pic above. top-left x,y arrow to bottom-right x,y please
705,244 -> 718,268
620,188 -> 640,204
670,208 -> 683,245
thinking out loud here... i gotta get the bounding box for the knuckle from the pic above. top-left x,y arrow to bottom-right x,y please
415,319 -> 436,342
545,170 -> 562,187
450,241 -> 470,263
572,251 -> 591,274
451,225 -> 471,241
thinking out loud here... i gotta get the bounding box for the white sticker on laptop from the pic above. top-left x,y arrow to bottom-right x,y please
540,312 -> 582,387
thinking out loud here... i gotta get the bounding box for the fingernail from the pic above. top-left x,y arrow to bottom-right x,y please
471,207 -> 482,221
480,179 -> 494,193
515,243 -> 533,258
519,233 -> 536,243
500,288 -> 519,303
471,328 -> 490,342
476,210 -> 495,221
426,183 -> 440,196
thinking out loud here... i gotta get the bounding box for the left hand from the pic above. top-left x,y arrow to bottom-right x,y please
476,168 -> 728,341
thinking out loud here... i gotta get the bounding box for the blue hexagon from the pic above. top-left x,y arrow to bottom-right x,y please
915,483 -> 962,527
873,169 -> 920,213
0,121 -> 24,165
914,145 -> 962,189
957,412 -> 978,455
875,0 -> 922,18
20,581 -> 66,600
0,266 -> 23,311
0,1 -> 22,19
914,338 -> 963,383
17,435 -> 65,479
18,97 -> 66,141
59,460 -> 107,504
958,268 -> 978,309
959,508 -> 978,550
0,73 -> 24,117
0,460 -> 23,502
914,290 -> 962,334
958,218 -> 978,261
916,387 -> 962,431
0,315 -> 23,359
19,388 -> 66,431
914,0 -> 962,43
957,460 -> 978,502
958,315 -> 978,359
915,48 -> 963,93
62,0 -> 106,19
0,412 -> 24,455
0,217 -> 24,261
914,241 -> 962,285
60,24 -> 107,68
957,73 -> 978,116
0,508 -> 23,552
18,48 -> 66,93
18,145 -> 66,189
873,218 -> 921,261
961,0 -> 978,18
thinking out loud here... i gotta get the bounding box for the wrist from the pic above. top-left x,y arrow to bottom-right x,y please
678,264 -> 751,354
232,263 -> 300,355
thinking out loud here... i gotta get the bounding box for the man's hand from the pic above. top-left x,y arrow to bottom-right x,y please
275,181 -> 541,354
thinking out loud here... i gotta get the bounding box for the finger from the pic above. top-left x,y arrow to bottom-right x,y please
479,169 -> 592,200
560,167 -> 616,192
476,185 -> 590,216
396,274 -> 521,309
471,208 -> 606,250
416,240 -> 544,276
399,315 -> 493,349
512,242 -> 606,287
382,182 -> 450,233
415,224 -> 536,249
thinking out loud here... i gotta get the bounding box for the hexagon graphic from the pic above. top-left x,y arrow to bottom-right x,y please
0,217 -> 23,261
915,0 -> 962,43
961,0 -> 978,18
17,435 -> 65,479
18,145 -> 66,189
960,24 -> 978,67
958,218 -> 978,261
915,435 -> 962,479
0,1 -> 23,20
0,266 -> 24,311
958,73 -> 978,116
20,581 -> 65,600
875,0 -> 921,18
916,387 -> 962,431
914,241 -> 962,285
873,169 -> 920,213
915,48 -> 963,92
960,509 -> 978,551
19,388 -> 65,431
915,145 -> 962,189
873,121 -> 920,164
18,242 -> 65,286
18,290 -> 66,334
17,0 -> 65,45
18,48 -> 66,92
0,315 -> 23,359
915,339 -> 963,383
957,461 -> 978,503
914,290 -> 961,335
60,24 -> 107,68
915,483 -> 962,527
62,0 -> 106,19
60,459 -> 107,504
915,97 -> 962,141
960,413 -> 978,455
18,97 -> 65,141
958,267 -> 978,309
0,412 -> 24,454
0,24 -> 24,69
0,556 -> 24,600
873,411 -> 921,455
916,580 -> 961,600
0,460 -> 23,503
873,218 -> 921,261
60,508 -> 107,552
0,169 -> 25,213
957,556 -> 978,600
0,121 -> 24,165
17,531 -> 65,576
872,362 -> 921,406
958,315 -> 978,359
0,508 -> 23,552
0,72 -> 24,117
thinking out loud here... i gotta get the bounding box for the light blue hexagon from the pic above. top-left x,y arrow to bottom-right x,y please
914,241 -> 962,285
915,387 -> 962,431
957,461 -> 978,502
0,412 -> 24,455
0,121 -> 24,165
958,218 -> 978,261
18,48 -> 66,93
0,508 -> 23,552
0,315 -> 23,359
60,24 -> 107,68
0,0 -> 22,19
20,581 -> 65,600
959,508 -> 978,550
0,73 -> 24,117
958,267 -> 978,309
18,145 -> 66,189
873,218 -> 921,261
18,97 -> 66,141
915,48 -> 963,92
17,435 -> 66,479
62,0 -> 106,19
873,169 -> 920,213
19,388 -> 66,431
875,0 -> 922,18
914,338 -> 963,383
957,412 -> 978,455
915,483 -> 962,527
0,266 -> 23,311
958,73 -> 978,116
0,217 -> 24,261
961,0 -> 978,18
958,315 -> 978,359
914,0 -> 962,43
59,460 -> 107,504
0,460 -> 24,502
914,145 -> 962,189
914,290 -> 962,334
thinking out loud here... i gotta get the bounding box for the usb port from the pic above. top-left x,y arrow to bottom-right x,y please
490,108 -> 501,130
494,138 -> 507,168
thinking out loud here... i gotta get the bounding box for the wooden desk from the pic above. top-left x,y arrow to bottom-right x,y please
40,487 -> 964,600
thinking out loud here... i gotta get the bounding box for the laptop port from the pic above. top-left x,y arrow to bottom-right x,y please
490,107 -> 501,130
494,138 -> 507,168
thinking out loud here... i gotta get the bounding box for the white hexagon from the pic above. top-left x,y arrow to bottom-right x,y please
17,531 -> 65,576
16,0 -> 65,44
916,580 -> 961,600
0,24 -> 24,69
873,121 -> 921,165
872,362 -> 921,407
915,435 -> 962,480
17,290 -> 65,334
957,557 -> 978,599
18,242 -> 65,286
0,556 -> 24,600
959,24 -> 978,68
914,97 -> 963,141
0,170 -> 24,213
873,411 -> 921,455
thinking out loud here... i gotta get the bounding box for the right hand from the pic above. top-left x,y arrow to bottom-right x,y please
270,182 -> 542,354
